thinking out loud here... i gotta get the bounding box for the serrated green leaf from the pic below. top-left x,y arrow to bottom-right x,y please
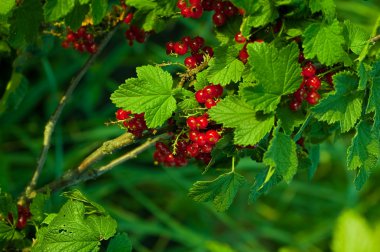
0,222 -> 21,241
188,171 -> 246,212
209,96 -> 274,146
178,98 -> 199,111
366,60 -> 380,129
9,0 -> 43,48
107,233 -> 132,252
110,65 -> 176,128
194,71 -> 209,91
332,211 -> 375,252
91,0 -> 108,25
302,20 -> 348,66
309,0 -> 336,22
312,72 -> 363,132
65,4 -> 89,30
0,0 -> 15,15
241,42 -> 302,113
207,46 -> 245,86
263,130 -> 298,183
241,0 -> 278,31
347,121 -> 379,174
344,20 -> 370,55
277,106 -> 305,135
44,0 -> 76,22
33,200 -> 116,252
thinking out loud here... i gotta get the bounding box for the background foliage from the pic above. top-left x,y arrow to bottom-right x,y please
1,0 -> 380,251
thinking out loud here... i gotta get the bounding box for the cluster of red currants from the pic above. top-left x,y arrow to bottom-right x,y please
195,83 -> 223,108
177,0 -> 241,27
166,35 -> 214,69
153,141 -> 189,167
61,27 -> 97,54
116,109 -> 148,137
290,62 -> 321,111
8,205 -> 31,230
125,25 -> 146,46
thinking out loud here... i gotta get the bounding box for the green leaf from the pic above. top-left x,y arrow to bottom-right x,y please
0,0 -> 15,15
354,168 -> 369,191
230,0 -> 257,14
344,20 -> 370,55
110,65 -> 176,128
44,0 -> 76,22
61,189 -> 106,214
309,0 -> 336,22
178,97 -> 199,111
347,121 -> 379,173
241,42 -> 302,113
332,211 -> 375,252
302,20 -> 348,66
91,0 -> 108,25
208,96 -> 274,146
0,192 -> 17,222
9,0 -> 43,48
30,193 -> 51,223
188,171 -> 246,212
0,222 -> 21,241
207,46 -> 245,86
277,106 -> 305,135
263,130 -> 298,183
241,0 -> 278,32
357,62 -> 370,91
194,71 -> 209,91
126,0 -> 157,10
366,60 -> 380,129
249,168 -> 282,202
0,72 -> 28,114
312,72 -> 363,133
65,4 -> 89,30
215,17 -> 241,45
107,233 -> 132,252
33,200 -> 117,252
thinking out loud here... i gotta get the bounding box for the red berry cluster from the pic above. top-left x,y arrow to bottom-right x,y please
125,25 -> 146,46
290,62 -> 321,111
166,36 -> 214,69
234,31 -> 264,64
116,109 -> 148,137
7,205 -> 31,230
61,27 -> 97,54
177,0 -> 204,19
154,141 -> 188,167
123,13 -> 133,24
195,83 -> 223,108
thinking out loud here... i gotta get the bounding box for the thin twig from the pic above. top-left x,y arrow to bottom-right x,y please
23,27 -> 118,200
370,34 -> 380,43
177,55 -> 210,88
36,135 -> 164,193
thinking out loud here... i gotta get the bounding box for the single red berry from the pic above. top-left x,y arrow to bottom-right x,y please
190,4 -> 203,19
124,13 -> 133,24
205,98 -> 217,109
196,132 -> 207,146
294,87 -> 307,102
181,7 -> 192,18
234,32 -> 246,44
238,8 -> 246,15
202,0 -> 214,11
201,144 -> 213,153
306,91 -> 320,105
305,76 -> 321,91
195,90 -> 208,103
154,150 -> 166,163
116,109 -> 131,120
223,1 -> 238,17
61,40 -> 70,49
239,48 -> 249,64
289,99 -> 302,111
189,0 -> 202,5
212,12 -> 227,26
174,42 -> 188,55
196,115 -> 209,129
189,36 -> 204,52
202,46 -> 214,57
66,32 -> 76,42
77,27 -> 87,38
189,130 -> 199,142
187,143 -> 200,157
203,85 -> 217,97
177,0 -> 187,9
181,36 -> 192,45
214,84 -> 223,97
187,116 -> 198,130
213,1 -> 224,12
192,53 -> 204,64
184,56 -> 197,69
166,41 -> 175,54
205,130 -> 220,144
156,142 -> 171,156
85,33 -> 94,43
125,29 -> 136,41
165,153 -> 176,163
302,62 -> 316,78
86,43 -> 97,54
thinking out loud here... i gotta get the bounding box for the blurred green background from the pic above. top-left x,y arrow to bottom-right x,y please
0,1 -> 380,251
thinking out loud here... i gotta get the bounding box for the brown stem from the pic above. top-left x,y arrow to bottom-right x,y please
36,135 -> 164,194
23,27 -> 118,200
177,55 -> 210,88
370,34 -> 380,43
